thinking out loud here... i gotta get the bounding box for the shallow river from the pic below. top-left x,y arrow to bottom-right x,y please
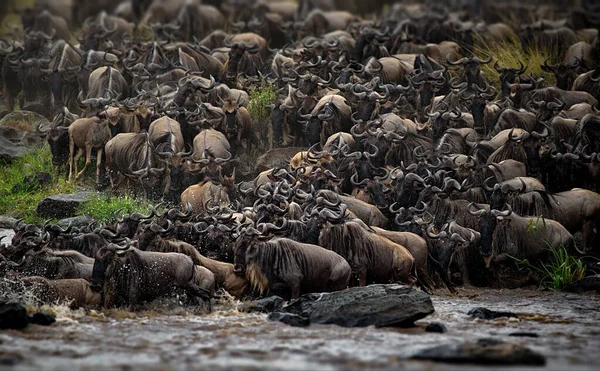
1,286 -> 599,370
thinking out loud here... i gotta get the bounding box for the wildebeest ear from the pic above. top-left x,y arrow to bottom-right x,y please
237,100 -> 245,108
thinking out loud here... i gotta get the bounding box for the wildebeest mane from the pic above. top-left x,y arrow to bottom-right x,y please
487,142 -> 528,164
54,233 -> 106,258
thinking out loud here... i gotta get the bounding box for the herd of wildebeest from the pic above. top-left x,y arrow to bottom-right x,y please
0,0 -> 600,310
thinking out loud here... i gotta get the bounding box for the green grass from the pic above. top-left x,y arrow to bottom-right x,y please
0,146 -> 76,223
474,37 -> 556,89
247,81 -> 278,124
77,195 -> 156,224
510,244 -> 586,290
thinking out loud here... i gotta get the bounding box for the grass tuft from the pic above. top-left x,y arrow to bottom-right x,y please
77,195 -> 156,224
474,37 -> 556,89
0,146 -> 75,223
246,81 -> 278,124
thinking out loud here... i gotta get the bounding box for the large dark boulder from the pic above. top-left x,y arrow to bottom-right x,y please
410,338 -> 546,366
0,302 -> 29,330
37,192 -> 94,219
274,284 -> 434,328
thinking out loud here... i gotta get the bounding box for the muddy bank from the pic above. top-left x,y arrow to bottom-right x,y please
0,287 -> 599,370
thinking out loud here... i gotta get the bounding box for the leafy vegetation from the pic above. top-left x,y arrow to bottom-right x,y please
77,195 -> 156,224
0,146 -> 75,223
509,216 -> 585,290
247,80 -> 278,123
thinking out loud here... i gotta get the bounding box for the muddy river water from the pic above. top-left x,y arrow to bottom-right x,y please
1,286 -> 599,371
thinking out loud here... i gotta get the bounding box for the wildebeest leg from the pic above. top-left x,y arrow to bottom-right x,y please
70,148 -> 84,182
581,220 -> 597,254
95,148 -> 103,186
358,268 -> 368,287
75,144 -> 93,180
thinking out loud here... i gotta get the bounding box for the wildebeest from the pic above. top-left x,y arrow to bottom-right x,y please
91,240 -> 212,309
469,204 -> 574,268
68,116 -> 111,184
104,131 -> 166,197
22,276 -> 101,309
233,236 -> 350,299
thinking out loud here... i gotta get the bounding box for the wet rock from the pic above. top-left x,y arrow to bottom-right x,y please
410,338 -> 545,365
0,136 -> 41,163
0,113 -> 46,163
0,215 -> 17,229
563,275 -> 600,293
468,307 -> 518,320
0,110 -> 51,132
425,322 -> 447,333
268,312 -> 310,327
276,284 -> 434,328
37,192 -> 94,219
11,172 -> 52,193
57,215 -> 96,229
509,332 -> 539,338
0,302 -> 29,330
239,296 -> 284,313
28,312 -> 56,326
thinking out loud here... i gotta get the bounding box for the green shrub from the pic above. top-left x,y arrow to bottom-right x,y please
0,146 -> 75,223
77,195 -> 157,224
247,81 -> 278,123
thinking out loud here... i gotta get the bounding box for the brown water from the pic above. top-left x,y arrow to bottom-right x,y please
1,286 -> 599,370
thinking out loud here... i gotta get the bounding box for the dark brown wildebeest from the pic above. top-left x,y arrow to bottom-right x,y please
309,206 -> 414,286
221,97 -> 259,155
469,204 -> 574,267
90,240 -> 212,309
233,235 -> 350,299
104,131 -> 166,197
10,248 -> 94,281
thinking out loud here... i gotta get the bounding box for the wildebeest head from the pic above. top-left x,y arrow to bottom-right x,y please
233,226 -> 264,275
90,240 -> 129,292
461,82 -> 497,132
225,38 -> 260,79
79,22 -> 118,52
468,203 -> 512,265
494,60 -> 526,98
426,224 -> 471,283
541,57 -> 580,90
447,54 -> 492,86
222,97 -> 244,139
137,220 -> 173,250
